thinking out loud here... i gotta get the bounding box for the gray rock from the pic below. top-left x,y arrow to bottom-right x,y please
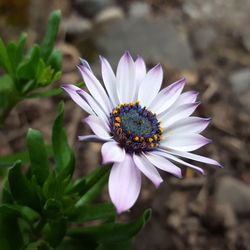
95,16 -> 195,69
73,0 -> 112,18
191,25 -> 217,53
215,176 -> 250,215
129,2 -> 151,18
63,14 -> 93,37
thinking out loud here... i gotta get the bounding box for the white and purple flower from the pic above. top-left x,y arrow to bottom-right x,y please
63,52 -> 221,214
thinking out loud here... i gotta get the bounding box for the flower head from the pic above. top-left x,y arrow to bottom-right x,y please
63,52 -> 221,214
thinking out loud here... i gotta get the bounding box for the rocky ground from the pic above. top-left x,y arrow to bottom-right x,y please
1,0 -> 250,249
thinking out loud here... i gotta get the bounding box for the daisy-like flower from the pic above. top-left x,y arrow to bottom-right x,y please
63,52 -> 221,214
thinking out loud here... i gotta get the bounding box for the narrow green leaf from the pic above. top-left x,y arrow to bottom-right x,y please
8,161 -> 41,211
75,169 -> 110,207
48,49 -> 62,71
0,204 -> 23,250
0,38 -> 14,76
0,144 -> 53,168
41,10 -> 61,62
52,102 -> 75,177
27,128 -> 50,185
67,203 -> 115,223
68,209 -> 152,244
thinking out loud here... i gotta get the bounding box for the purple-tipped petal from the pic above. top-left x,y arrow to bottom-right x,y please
78,135 -> 110,143
116,51 -> 136,103
161,102 -> 200,128
144,152 -> 182,178
100,56 -> 119,107
101,141 -> 125,164
155,150 -> 205,175
77,65 -> 112,114
138,64 -> 163,107
109,154 -> 141,214
149,78 -> 185,114
166,117 -> 211,135
79,58 -> 92,72
84,115 -> 111,140
133,153 -> 163,188
62,85 -> 94,115
161,134 -> 211,152
167,150 -> 222,167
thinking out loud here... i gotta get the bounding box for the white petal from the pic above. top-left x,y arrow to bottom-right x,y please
160,102 -> 200,128
172,91 -> 199,108
149,78 -> 185,114
116,52 -> 136,103
133,153 -> 163,187
166,117 -> 211,136
161,134 -> 211,152
84,115 -> 111,140
134,56 -> 146,99
100,56 -> 119,107
78,135 -> 110,143
155,150 -> 205,175
77,65 -> 112,114
79,58 -> 92,72
101,141 -> 125,164
144,152 -> 182,178
138,64 -> 163,107
109,154 -> 141,214
62,85 -> 94,115
166,149 -> 222,167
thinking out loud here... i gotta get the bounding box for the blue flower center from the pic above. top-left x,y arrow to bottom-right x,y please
109,101 -> 163,154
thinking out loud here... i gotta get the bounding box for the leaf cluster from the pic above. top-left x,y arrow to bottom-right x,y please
0,102 -> 151,250
0,10 -> 62,126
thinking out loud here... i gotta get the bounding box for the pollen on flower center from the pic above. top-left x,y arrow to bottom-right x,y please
109,101 -> 163,153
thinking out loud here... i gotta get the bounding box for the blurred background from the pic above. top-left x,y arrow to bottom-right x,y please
0,0 -> 250,249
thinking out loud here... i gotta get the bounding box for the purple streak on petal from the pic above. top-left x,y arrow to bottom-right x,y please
133,153 -> 163,188
79,58 -> 92,72
101,141 -> 125,164
78,135 -> 110,143
109,154 -> 141,214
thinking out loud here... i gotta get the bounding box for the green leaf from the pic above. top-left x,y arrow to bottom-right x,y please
0,74 -> 19,126
48,49 -> 62,71
17,45 -> 40,84
67,203 -> 116,223
24,240 -> 53,250
27,128 -> 50,185
68,209 -> 152,244
44,198 -> 63,221
41,10 -> 61,62
0,38 -> 14,76
0,204 -> 23,250
27,87 -> 63,99
8,161 -> 42,211
75,169 -> 110,207
52,102 -> 75,177
0,144 -> 53,168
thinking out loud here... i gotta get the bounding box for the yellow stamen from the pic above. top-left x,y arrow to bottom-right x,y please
112,110 -> 118,115
148,138 -> 153,143
159,127 -> 163,133
150,143 -> 155,148
134,136 -> 139,141
115,123 -> 120,127
140,137 -> 144,142
130,102 -> 134,107
153,135 -> 158,141
115,117 -> 121,123
136,100 -> 140,104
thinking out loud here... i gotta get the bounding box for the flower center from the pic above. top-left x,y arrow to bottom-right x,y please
109,101 -> 163,153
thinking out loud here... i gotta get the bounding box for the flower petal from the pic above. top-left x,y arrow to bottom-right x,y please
161,134 -> 211,152
144,152 -> 182,178
79,58 -> 92,72
133,153 -> 163,187
149,78 -> 185,114
116,51 -> 136,103
155,150 -> 205,175
77,65 -> 112,114
138,64 -> 163,107
62,85 -> 94,115
100,56 -> 119,107
78,135 -> 110,143
166,149 -> 222,167
134,56 -> 146,98
109,154 -> 141,214
160,102 -> 200,128
166,117 -> 211,136
101,141 -> 125,164
84,115 -> 111,140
